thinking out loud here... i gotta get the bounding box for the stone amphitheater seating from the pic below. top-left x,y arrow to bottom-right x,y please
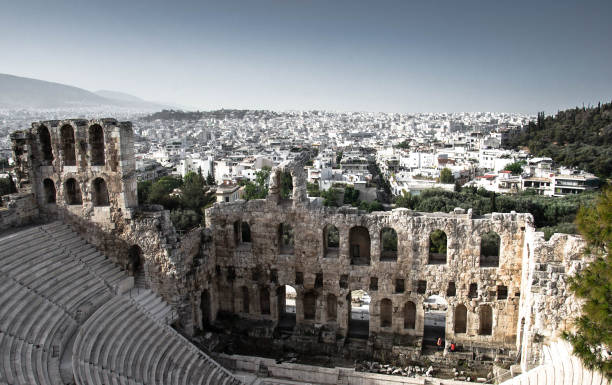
0,222 -> 241,385
502,341 -> 609,385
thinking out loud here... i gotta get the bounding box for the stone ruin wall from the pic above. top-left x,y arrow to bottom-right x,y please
5,118 -> 596,366
518,229 -> 592,370
7,119 -> 203,331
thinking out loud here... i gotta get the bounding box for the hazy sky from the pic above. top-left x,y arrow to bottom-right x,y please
1,0 -> 610,113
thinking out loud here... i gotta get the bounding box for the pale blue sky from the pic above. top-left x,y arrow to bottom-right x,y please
1,0 -> 610,113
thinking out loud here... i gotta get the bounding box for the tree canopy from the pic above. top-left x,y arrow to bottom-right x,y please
137,172 -> 215,231
504,102 -> 612,179
439,168 -> 455,184
564,188 -> 611,379
240,167 -> 271,200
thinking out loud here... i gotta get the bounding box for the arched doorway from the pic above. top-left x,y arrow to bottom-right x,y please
127,245 -> 146,288
348,290 -> 370,339
277,285 -> 296,330
423,295 -> 447,350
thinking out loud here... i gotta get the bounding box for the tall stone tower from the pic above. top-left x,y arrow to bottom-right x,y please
11,118 -> 138,225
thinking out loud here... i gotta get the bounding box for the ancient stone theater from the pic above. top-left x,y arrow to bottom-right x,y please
0,119 -> 608,384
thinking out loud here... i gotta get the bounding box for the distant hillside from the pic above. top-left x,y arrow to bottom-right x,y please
142,109 -> 279,121
504,102 -> 612,179
94,90 -> 144,103
0,73 -> 166,110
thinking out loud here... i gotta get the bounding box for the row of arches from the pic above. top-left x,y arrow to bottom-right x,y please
42,177 -> 109,206
231,220 -> 501,266
37,124 -> 105,167
205,285 -> 495,339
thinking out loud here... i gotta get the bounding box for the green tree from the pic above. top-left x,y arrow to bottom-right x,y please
0,175 -> 17,197
439,168 -> 455,184
321,188 -> 340,207
137,180 -> 152,205
148,175 -> 183,209
343,186 -> 360,206
242,167 -> 271,200
206,172 -> 216,186
280,170 -> 293,199
504,161 -> 525,175
563,188 -> 612,379
336,151 -> 343,165
181,171 -> 215,217
307,182 -> 321,197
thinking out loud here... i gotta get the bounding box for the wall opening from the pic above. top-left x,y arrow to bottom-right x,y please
447,282 -> 456,297
303,291 -> 317,320
468,283 -> 478,299
89,124 -> 105,166
201,290 -> 211,327
380,227 -> 398,261
395,279 -> 405,293
480,232 -> 501,267
60,124 -> 76,166
323,224 -> 339,257
295,272 -> 303,285
404,301 -> 416,329
127,245 -> 145,287
38,125 -> 53,163
380,298 -> 393,327
479,305 -> 493,335
92,177 -> 110,206
277,285 -> 296,329
339,274 -> 348,289
497,285 -> 508,300
369,277 -> 378,291
241,286 -> 250,313
64,178 -> 82,205
423,295 -> 447,349
454,304 -> 467,334
259,286 -> 270,315
278,223 -> 294,254
428,229 -> 447,264
241,222 -> 251,243
327,294 -> 337,321
348,290 -> 370,339
315,272 -> 323,288
349,226 -> 370,265
43,178 -> 56,203
280,170 -> 293,200
417,280 -> 427,294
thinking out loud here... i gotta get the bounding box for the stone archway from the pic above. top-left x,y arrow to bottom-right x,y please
348,290 -> 370,339
423,295 -> 447,350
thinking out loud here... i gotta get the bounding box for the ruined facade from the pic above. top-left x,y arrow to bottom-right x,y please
4,118 -> 595,376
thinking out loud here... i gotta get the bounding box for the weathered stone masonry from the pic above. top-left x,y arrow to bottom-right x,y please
3,118 -> 594,371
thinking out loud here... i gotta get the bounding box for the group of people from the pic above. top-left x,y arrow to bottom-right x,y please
436,337 -> 457,352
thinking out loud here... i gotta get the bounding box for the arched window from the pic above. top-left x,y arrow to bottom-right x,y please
428,229 -> 447,264
92,177 -> 109,206
454,304 -> 467,334
404,301 -> 416,329
280,170 -> 293,200
324,224 -> 339,257
480,232 -> 501,267
259,286 -> 270,315
64,178 -> 82,205
349,226 -> 371,265
60,124 -> 76,166
43,178 -> 56,203
380,227 -> 398,261
479,305 -> 493,335
326,294 -> 337,321
278,223 -> 294,254
241,286 -> 250,313
380,298 -> 392,327
303,291 -> 317,320
89,124 -> 105,166
38,125 -> 53,163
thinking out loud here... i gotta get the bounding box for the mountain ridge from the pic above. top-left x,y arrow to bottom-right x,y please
0,73 -> 166,110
